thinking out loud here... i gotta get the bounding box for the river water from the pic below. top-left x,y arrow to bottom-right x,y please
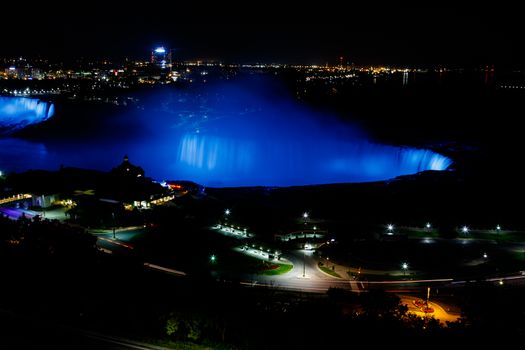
0,80 -> 451,187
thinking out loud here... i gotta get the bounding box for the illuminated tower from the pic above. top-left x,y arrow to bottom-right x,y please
151,46 -> 172,70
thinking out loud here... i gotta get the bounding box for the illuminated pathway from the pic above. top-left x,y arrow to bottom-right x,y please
400,295 -> 460,324
0,193 -> 32,205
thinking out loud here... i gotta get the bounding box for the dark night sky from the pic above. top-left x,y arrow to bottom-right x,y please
1,3 -> 522,65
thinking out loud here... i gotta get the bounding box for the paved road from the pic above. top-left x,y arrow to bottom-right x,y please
240,249 -> 361,292
92,227 -> 144,254
236,249 -> 449,293
0,206 -> 67,221
93,227 -> 525,295
0,207 -> 38,220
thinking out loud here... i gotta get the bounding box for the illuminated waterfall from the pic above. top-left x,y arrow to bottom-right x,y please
0,82 -> 452,187
175,132 -> 452,187
0,97 -> 55,133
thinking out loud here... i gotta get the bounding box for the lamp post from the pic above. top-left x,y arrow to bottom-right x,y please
402,262 -> 408,276
302,212 -> 309,277
303,246 -> 306,278
112,212 -> 116,239
223,209 -> 230,229
303,212 -> 309,225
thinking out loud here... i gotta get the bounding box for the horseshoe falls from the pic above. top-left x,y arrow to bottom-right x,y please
0,82 -> 452,187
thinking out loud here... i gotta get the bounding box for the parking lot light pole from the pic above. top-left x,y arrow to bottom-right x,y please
112,212 -> 116,239
402,262 -> 408,276
303,248 -> 306,278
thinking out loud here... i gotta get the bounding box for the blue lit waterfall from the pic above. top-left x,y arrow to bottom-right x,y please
0,82 -> 452,187
173,117 -> 452,187
0,96 -> 54,133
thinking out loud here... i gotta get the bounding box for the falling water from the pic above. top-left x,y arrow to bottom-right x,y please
0,96 -> 54,133
0,80 -> 452,187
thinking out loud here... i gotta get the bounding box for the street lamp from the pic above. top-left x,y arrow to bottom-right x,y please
462,225 -> 469,235
387,224 -> 394,235
210,254 -> 216,263
426,222 -> 431,230
302,212 -> 309,225
223,209 -> 230,225
496,225 -> 501,234
303,245 -> 306,278
402,262 -> 408,276
112,212 -> 116,239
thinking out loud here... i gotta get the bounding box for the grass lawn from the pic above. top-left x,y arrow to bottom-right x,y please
213,249 -> 293,276
467,231 -> 525,243
511,250 -> 525,262
403,230 -> 439,239
317,262 -> 341,278
144,338 -> 235,350
403,228 -> 525,243
260,263 -> 294,275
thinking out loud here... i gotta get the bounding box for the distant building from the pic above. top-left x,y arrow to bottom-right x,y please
163,180 -> 204,195
111,155 -> 145,178
6,66 -> 18,79
31,68 -> 44,80
151,46 -> 171,70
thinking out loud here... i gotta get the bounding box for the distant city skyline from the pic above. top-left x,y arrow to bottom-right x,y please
0,4 -> 522,66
